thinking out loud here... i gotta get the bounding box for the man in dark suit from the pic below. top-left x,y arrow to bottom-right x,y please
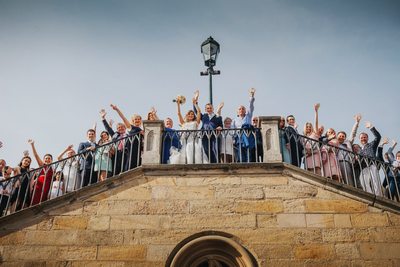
162,117 -> 181,164
285,115 -> 304,167
193,91 -> 223,163
77,129 -> 97,187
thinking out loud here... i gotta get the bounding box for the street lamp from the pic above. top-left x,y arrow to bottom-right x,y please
200,36 -> 220,105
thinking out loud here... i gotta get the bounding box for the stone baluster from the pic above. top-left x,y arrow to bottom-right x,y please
259,116 -> 282,163
142,120 -> 164,164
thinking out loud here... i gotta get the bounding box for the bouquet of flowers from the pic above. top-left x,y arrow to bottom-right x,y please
173,95 -> 186,104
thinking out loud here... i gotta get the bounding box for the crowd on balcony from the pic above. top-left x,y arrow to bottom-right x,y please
1,89 -> 400,216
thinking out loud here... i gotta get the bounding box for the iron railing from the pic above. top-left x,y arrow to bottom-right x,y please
0,133 -> 142,217
281,129 -> 400,202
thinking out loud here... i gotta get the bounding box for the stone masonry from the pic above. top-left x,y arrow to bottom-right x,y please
1,163 -> 400,266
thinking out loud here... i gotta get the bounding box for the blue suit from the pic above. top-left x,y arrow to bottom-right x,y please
162,127 -> 181,164
78,140 -> 98,186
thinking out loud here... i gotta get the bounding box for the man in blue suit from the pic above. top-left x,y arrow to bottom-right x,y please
162,117 -> 181,164
193,91 -> 223,163
77,129 -> 97,187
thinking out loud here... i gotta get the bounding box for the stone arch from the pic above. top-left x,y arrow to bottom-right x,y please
166,231 -> 259,267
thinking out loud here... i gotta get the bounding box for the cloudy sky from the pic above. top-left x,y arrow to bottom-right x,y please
1,0 -> 399,166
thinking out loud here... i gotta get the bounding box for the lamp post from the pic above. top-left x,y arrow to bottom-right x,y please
200,36 -> 220,105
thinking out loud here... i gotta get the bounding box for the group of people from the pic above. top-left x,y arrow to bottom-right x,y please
1,91 -> 400,216
280,103 -> 400,200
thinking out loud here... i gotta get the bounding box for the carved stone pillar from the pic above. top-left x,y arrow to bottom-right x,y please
259,116 -> 282,163
142,120 -> 164,164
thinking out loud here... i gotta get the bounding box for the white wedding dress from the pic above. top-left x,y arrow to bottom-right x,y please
169,121 -> 208,164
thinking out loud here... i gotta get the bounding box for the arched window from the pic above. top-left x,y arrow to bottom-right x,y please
166,232 -> 258,267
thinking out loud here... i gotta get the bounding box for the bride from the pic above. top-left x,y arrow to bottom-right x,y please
169,95 -> 208,164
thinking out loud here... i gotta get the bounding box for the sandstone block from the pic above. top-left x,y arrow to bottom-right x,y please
370,227 -> 400,242
264,185 -> 317,199
151,186 -> 214,200
176,176 -> 241,186
108,186 -> 152,200
283,199 -> 306,213
170,214 -> 256,229
189,200 -> 234,214
333,214 -> 352,228
0,231 -> 26,245
335,243 -> 360,259
78,230 -> 124,246
360,243 -> 400,259
305,200 -> 368,213
97,245 -> 146,260
241,176 -> 288,186
146,244 -> 175,261
25,230 -> 78,245
52,216 -> 88,230
252,244 -> 293,259
110,215 -> 167,230
126,229 -> 196,245
87,216 -> 110,231
388,213 -> 400,226
351,213 -> 388,227
215,185 -> 264,200
233,229 -> 322,244
277,214 -> 306,228
234,200 -> 283,214
57,246 -> 97,260
293,244 -> 335,259
306,214 -> 334,228
322,228 -> 355,242
257,215 -> 278,228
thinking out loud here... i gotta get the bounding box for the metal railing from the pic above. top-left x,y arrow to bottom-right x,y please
0,133 -> 143,217
161,127 -> 263,164
281,129 -> 400,202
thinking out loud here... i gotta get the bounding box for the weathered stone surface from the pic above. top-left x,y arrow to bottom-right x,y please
52,216 -> 88,230
277,214 -> 306,228
170,214 -> 256,229
189,200 -> 235,214
253,244 -> 293,259
110,215 -> 168,230
306,214 -> 334,228
176,176 -> 241,186
322,228 -> 356,242
87,216 -> 110,231
293,244 -> 335,259
333,214 -> 352,228
0,231 -> 26,245
124,229 -> 196,245
151,185 -> 214,200
335,243 -> 360,259
388,212 -> 400,226
97,245 -> 146,260
305,199 -> 368,213
146,244 -> 175,261
360,243 -> 400,259
234,200 -> 283,214
108,186 -> 152,200
283,199 -> 306,213
351,213 -> 389,227
241,176 -> 288,186
233,229 -> 322,244
257,215 -> 278,228
215,185 -> 264,200
264,185 -> 318,199
370,227 -> 400,242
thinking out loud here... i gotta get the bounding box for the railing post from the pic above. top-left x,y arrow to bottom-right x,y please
259,116 -> 282,163
142,120 -> 164,165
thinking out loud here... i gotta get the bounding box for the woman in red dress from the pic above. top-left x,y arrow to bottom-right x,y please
28,139 -> 54,205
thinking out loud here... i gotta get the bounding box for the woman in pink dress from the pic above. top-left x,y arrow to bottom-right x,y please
303,104 -> 322,175
28,139 -> 54,205
321,128 -> 341,181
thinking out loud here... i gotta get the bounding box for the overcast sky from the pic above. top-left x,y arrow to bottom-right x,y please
1,0 -> 399,167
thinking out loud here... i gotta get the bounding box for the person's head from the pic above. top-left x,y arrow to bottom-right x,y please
237,105 -> 246,117
337,131 -> 347,144
303,122 -> 313,136
116,123 -> 127,134
396,151 -> 400,162
19,156 -> 32,169
252,116 -> 259,127
2,166 -> 12,177
185,110 -> 196,122
384,152 -> 389,162
147,112 -> 155,121
99,131 -> 110,143
131,114 -> 142,128
359,132 -> 369,145
286,115 -> 295,126
326,128 -> 336,138
164,117 -> 173,129
205,103 -> 214,115
87,129 -> 96,142
224,117 -> 232,128
352,144 -> 361,154
66,149 -> 76,158
55,171 -> 64,181
0,159 -> 6,170
318,125 -> 325,136
279,117 -> 286,129
43,154 -> 53,165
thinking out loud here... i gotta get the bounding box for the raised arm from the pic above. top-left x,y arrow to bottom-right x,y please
176,100 -> 185,126
247,88 -> 255,118
314,103 -> 320,133
194,98 -> 201,125
216,102 -> 224,117
192,90 -> 200,116
28,139 -> 43,167
349,114 -> 361,144
110,104 -> 132,130
57,145 -> 73,161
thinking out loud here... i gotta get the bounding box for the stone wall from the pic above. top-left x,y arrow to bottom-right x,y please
1,163 -> 400,266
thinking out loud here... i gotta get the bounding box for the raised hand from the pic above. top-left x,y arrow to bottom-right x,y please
392,140 -> 397,148
193,90 -> 200,101
109,119 -> 114,128
314,103 -> 320,111
67,144 -> 74,150
217,102 -> 224,110
354,114 -> 362,122
249,88 -> 256,97
110,104 -> 118,110
365,121 -> 372,129
23,150 -> 29,157
28,139 -> 34,145
99,109 -> 107,119
381,137 -> 389,145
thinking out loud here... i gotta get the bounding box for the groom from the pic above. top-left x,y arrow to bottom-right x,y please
193,91 -> 223,163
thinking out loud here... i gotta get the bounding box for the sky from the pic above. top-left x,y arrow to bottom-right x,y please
1,0 -> 399,167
